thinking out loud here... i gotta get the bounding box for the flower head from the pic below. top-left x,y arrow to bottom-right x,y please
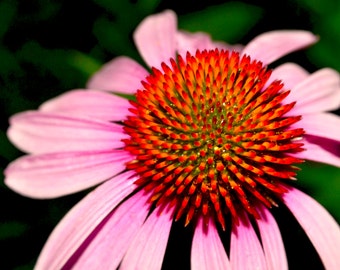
5,10 -> 340,270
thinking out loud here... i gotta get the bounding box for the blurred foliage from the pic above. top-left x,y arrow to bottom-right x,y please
178,2 -> 262,42
297,162 -> 340,220
294,0 -> 340,73
0,0 -> 339,269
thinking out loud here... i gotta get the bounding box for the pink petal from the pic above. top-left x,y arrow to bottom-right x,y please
7,111 -> 127,154
293,137 -> 340,167
191,217 -> 231,270
175,30 -> 229,56
282,186 -> 340,270
175,31 -> 214,56
230,213 -> 267,270
35,171 -> 138,270
133,10 -> 177,69
120,207 -> 173,270
297,113 -> 340,141
265,62 -> 309,90
86,56 -> 148,93
4,150 -> 131,198
242,30 -> 318,65
256,205 -> 288,270
71,190 -> 150,269
40,89 -> 131,121
289,68 -> 340,114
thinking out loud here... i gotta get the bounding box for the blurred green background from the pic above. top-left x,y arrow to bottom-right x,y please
1,0 -> 339,269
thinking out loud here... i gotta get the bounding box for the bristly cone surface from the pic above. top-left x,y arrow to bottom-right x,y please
123,49 -> 304,229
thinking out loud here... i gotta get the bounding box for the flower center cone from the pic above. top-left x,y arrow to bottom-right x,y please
123,49 -> 305,229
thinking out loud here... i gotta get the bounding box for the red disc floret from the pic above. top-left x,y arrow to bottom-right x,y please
123,49 -> 304,229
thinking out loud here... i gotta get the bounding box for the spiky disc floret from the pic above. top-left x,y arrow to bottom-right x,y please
123,49 -> 304,229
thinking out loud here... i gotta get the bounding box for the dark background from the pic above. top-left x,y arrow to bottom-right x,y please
1,0 -> 339,269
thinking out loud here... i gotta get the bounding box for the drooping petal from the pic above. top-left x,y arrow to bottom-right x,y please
4,150 -> 131,198
71,190 -> 150,270
133,9 -> 177,69
40,90 -> 131,121
230,213 -> 267,270
256,205 -> 288,270
120,207 -> 173,270
265,62 -> 309,90
242,30 -> 318,65
35,171 -> 138,270
7,111 -> 127,154
297,113 -> 340,142
86,56 -> 148,93
293,136 -> 340,167
191,217 -> 231,270
288,68 -> 340,114
282,186 -> 340,270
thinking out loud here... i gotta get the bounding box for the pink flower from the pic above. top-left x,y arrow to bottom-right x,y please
4,10 -> 340,270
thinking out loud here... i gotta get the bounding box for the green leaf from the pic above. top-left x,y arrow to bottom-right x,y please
64,51 -> 102,78
17,41 -> 101,87
307,6 -> 340,71
297,162 -> 340,221
93,16 -> 141,60
135,0 -> 161,14
179,2 -> 262,43
0,0 -> 17,38
94,0 -> 160,18
0,46 -> 22,77
93,0 -> 134,15
293,0 -> 339,15
0,221 -> 28,240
